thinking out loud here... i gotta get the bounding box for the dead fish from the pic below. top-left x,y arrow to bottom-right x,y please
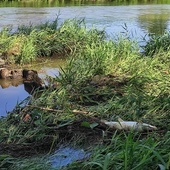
101,118 -> 157,132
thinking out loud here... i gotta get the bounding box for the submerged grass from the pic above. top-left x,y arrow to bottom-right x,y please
0,19 -> 170,169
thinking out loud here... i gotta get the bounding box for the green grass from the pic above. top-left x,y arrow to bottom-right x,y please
0,19 -> 170,169
68,132 -> 170,170
0,18 -> 105,64
0,154 -> 52,170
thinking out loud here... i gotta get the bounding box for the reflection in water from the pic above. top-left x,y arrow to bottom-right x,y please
0,78 -> 23,89
0,66 -> 61,117
24,81 -> 42,95
0,84 -> 29,117
138,13 -> 170,35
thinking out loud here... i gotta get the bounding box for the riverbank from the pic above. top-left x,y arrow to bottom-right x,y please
0,19 -> 170,169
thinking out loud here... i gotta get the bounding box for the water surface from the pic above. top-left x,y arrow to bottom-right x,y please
50,146 -> 90,169
0,84 -> 29,116
1,5 -> 170,37
0,58 -> 65,116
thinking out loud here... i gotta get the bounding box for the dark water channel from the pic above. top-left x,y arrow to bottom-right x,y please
1,1 -> 170,117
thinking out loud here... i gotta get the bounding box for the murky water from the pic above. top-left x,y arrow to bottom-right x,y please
1,1 -> 170,116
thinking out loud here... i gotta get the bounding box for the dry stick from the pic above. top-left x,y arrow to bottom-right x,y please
26,105 -> 63,113
26,105 -> 107,127
26,105 -> 89,114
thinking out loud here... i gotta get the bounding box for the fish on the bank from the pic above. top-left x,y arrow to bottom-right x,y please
101,118 -> 157,132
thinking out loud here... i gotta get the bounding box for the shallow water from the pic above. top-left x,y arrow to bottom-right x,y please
50,146 -> 90,169
0,83 -> 29,116
0,58 -> 65,116
1,5 -> 170,37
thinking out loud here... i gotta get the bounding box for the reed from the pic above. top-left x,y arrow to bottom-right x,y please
0,18 -> 105,64
68,132 -> 170,170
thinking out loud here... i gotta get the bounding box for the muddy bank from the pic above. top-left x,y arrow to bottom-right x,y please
0,68 -> 46,92
0,68 -> 40,81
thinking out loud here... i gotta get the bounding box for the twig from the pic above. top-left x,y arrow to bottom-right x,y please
26,105 -> 63,112
26,105 -> 89,114
25,105 -> 106,126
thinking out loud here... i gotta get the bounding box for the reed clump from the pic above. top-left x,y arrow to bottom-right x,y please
0,19 -> 170,169
0,18 -> 105,64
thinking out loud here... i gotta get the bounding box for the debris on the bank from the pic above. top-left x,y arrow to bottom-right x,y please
18,106 -> 157,132
0,68 -> 23,79
101,118 -> 157,132
0,68 -> 47,93
23,113 -> 31,122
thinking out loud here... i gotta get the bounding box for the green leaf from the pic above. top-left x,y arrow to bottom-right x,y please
90,122 -> 99,129
81,121 -> 91,128
0,155 -> 10,161
81,122 -> 99,129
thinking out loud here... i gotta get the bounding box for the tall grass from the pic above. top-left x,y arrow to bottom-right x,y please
68,132 -> 170,170
0,19 -> 170,169
0,18 -> 105,64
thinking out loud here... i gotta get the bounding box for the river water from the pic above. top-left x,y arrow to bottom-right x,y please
1,5 -> 170,37
1,1 -> 170,116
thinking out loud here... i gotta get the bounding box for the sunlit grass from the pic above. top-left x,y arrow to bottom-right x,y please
0,18 -> 105,64
68,131 -> 170,170
0,19 -> 170,169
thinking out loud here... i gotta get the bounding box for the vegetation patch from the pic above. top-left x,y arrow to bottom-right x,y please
0,19 -> 170,169
0,18 -> 105,65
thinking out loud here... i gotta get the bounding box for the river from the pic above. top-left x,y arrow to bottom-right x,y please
1,5 -> 170,37
1,1 -> 170,116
